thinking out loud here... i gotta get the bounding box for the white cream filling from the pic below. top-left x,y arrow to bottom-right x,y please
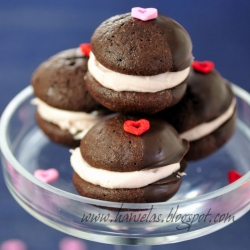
180,98 -> 236,142
88,52 -> 190,93
70,147 -> 181,189
32,98 -> 112,139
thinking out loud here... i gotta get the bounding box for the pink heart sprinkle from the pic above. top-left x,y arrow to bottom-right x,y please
0,239 -> 27,250
59,237 -> 87,250
34,168 -> 59,183
131,7 -> 158,21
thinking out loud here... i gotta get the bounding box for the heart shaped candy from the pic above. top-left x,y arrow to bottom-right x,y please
59,237 -> 86,250
131,7 -> 158,21
228,170 -> 242,184
79,43 -> 91,57
124,119 -> 150,136
192,61 -> 214,74
0,239 -> 27,250
34,168 -> 59,183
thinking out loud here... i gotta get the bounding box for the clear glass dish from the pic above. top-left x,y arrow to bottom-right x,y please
1,84 -> 250,246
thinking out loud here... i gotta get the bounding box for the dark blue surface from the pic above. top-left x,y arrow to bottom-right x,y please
1,1 -> 250,249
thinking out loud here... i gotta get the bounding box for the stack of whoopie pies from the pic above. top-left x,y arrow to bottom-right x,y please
31,7 -> 236,203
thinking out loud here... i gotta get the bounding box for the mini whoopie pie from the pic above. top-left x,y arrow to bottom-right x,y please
70,115 -> 189,203
31,45 -> 113,147
85,7 -> 193,114
156,61 -> 237,161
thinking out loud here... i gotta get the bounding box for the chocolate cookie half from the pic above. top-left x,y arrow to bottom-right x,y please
73,161 -> 187,203
85,8 -> 193,114
70,115 -> 189,203
36,111 -> 80,148
31,46 -> 113,147
156,61 -> 237,161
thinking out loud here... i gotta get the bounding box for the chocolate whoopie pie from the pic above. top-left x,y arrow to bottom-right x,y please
31,45 -> 113,147
156,61 -> 237,161
85,7 -> 193,114
70,115 -> 189,203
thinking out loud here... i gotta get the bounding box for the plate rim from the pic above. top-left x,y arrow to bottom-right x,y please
1,84 -> 250,209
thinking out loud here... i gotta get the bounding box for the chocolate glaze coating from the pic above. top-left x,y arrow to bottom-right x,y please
31,48 -> 105,112
85,72 -> 187,114
91,13 -> 192,76
81,115 -> 189,172
72,161 -> 187,203
36,112 -> 80,148
185,109 -> 237,161
156,68 -> 234,132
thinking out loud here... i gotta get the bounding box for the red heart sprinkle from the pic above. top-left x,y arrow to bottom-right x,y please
124,119 -> 150,136
192,61 -> 214,74
228,170 -> 242,184
79,43 -> 91,57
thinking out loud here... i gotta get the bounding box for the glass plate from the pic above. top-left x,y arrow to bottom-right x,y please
1,84 -> 250,246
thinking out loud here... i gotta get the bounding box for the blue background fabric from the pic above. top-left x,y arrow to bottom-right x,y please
0,1 -> 250,249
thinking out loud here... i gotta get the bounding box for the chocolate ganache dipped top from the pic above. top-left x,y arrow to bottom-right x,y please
70,115 -> 189,203
85,7 -> 193,114
156,60 -> 237,161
